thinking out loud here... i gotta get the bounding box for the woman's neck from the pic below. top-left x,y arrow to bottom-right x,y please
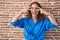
32,16 -> 37,23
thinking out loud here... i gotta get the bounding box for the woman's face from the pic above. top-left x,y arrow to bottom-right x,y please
30,4 -> 40,17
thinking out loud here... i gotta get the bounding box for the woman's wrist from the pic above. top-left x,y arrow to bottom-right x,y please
46,13 -> 51,16
46,13 -> 52,18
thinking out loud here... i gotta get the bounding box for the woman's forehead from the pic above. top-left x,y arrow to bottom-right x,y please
31,4 -> 39,7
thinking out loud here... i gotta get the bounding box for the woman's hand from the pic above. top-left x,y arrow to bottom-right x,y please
39,8 -> 50,16
21,6 -> 31,13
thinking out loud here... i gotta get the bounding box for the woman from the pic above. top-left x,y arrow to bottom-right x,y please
9,1 -> 58,40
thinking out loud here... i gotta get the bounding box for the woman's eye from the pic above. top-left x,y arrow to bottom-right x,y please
31,7 -> 39,10
35,8 -> 39,9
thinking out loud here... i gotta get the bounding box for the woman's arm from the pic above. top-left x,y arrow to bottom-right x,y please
11,8 -> 30,22
47,13 -> 58,26
11,12 -> 22,22
7,11 -> 23,27
12,6 -> 31,22
40,8 -> 58,26
7,6 -> 31,27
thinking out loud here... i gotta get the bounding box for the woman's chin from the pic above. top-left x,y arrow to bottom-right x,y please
32,14 -> 37,17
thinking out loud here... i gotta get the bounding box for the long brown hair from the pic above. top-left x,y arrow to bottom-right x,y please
27,2 -> 46,21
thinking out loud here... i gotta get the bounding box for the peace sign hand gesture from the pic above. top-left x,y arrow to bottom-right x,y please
39,7 -> 50,16
22,6 -> 31,13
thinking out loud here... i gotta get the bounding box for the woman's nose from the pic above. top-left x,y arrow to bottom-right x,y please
34,9 -> 36,11
33,8 -> 37,11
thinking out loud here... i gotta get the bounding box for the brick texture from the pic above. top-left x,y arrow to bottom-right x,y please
0,0 -> 60,40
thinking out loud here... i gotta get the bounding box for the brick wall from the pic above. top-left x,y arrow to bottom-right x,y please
0,0 -> 60,40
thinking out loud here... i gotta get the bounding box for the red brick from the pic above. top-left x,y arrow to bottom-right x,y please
48,0 -> 60,2
20,0 -> 32,2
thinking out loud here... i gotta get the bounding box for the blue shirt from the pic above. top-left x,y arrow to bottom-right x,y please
10,17 -> 58,40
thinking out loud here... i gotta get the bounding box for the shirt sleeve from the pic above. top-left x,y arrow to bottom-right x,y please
45,18 -> 58,30
10,18 -> 25,28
